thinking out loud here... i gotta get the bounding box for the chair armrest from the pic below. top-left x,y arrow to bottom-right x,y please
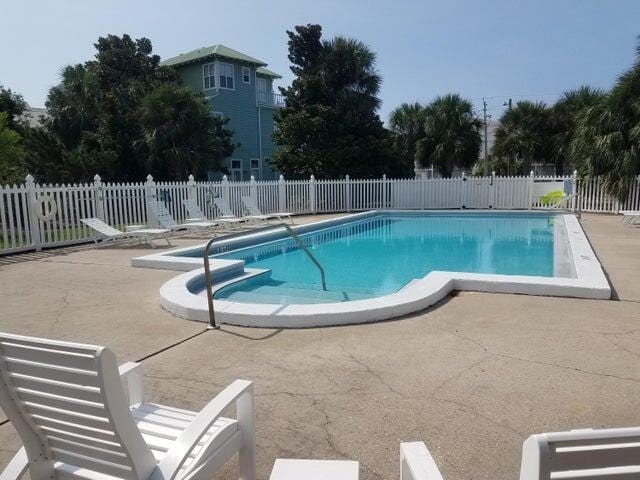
0,447 -> 28,480
151,379 -> 254,480
118,362 -> 144,406
400,442 -> 444,480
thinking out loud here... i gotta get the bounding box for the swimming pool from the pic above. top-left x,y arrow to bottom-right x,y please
213,213 -> 559,304
133,210 -> 610,328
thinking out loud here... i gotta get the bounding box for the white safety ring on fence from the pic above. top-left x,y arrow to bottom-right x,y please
34,195 -> 57,221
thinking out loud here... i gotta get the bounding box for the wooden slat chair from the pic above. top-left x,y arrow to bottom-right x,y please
0,333 -> 256,480
241,197 -> 293,224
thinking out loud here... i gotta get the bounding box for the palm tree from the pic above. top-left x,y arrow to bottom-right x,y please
388,102 -> 427,172
415,94 -> 482,177
550,86 -> 606,174
492,101 -> 552,175
570,38 -> 640,199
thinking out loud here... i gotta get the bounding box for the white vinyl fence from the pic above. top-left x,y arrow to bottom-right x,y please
1,172 -> 639,255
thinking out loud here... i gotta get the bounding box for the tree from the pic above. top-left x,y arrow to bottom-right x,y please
25,34 -> 233,183
272,24 -> 405,178
570,38 -> 640,199
0,112 -> 25,185
388,102 -> 427,172
415,94 -> 482,177
136,84 -> 236,179
550,86 -> 606,174
492,101 -> 553,175
0,87 -> 28,131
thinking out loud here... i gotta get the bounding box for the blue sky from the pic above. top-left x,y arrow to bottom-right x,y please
1,0 -> 639,121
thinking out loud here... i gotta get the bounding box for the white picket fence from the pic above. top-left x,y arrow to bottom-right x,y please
1,172 -> 639,255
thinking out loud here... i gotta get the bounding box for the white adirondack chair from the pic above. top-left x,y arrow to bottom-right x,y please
0,332 -> 256,480
81,218 -> 171,249
147,201 -> 217,236
241,197 -> 293,224
400,427 -> 640,479
182,199 -> 243,230
213,198 -> 266,224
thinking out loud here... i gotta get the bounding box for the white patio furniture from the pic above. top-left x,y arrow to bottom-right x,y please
81,218 -> 171,248
619,210 -> 640,225
213,198 -> 267,224
270,459 -> 359,480
182,198 -> 244,230
241,196 -> 294,224
400,426 -> 640,479
147,201 -> 217,236
0,332 -> 256,480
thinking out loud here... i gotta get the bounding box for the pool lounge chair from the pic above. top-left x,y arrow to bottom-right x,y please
620,210 -> 640,225
147,200 -> 217,236
81,218 -> 171,248
213,198 -> 267,224
241,196 -> 294,224
0,332 -> 256,480
182,198 -> 244,230
401,426 -> 640,479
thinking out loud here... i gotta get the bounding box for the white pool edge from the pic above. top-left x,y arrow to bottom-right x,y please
148,210 -> 610,328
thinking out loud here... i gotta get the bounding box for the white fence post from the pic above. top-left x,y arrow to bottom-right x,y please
187,174 -> 196,200
309,175 -> 316,214
145,174 -> 156,227
249,175 -> 258,205
345,174 -> 351,212
222,175 -> 230,205
25,174 -> 42,251
491,171 -> 496,209
278,175 -> 286,213
528,170 -> 535,210
382,174 -> 387,209
93,174 -> 105,221
572,169 -> 578,212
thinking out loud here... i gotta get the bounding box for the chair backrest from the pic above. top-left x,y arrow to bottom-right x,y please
81,218 -> 123,237
241,196 -> 262,216
0,333 -> 156,480
520,428 -> 640,479
182,198 -> 205,219
147,201 -> 177,229
213,198 -> 236,218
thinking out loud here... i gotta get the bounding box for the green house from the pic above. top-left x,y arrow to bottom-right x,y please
161,44 -> 283,181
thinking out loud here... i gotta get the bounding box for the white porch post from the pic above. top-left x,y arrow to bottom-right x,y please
25,174 -> 42,251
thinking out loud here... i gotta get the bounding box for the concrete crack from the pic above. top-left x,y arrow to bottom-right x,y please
338,344 -> 404,396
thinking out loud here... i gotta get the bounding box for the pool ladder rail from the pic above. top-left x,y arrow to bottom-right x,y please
202,221 -> 327,329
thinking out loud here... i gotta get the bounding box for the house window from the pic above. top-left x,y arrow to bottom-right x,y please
250,159 -> 260,179
218,62 -> 234,89
230,159 -> 242,181
203,63 -> 215,90
242,66 -> 251,84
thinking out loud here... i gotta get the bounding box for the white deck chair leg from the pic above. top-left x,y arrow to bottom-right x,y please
237,387 -> 256,480
0,447 -> 29,480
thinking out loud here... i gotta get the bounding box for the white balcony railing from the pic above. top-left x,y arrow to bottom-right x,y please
257,90 -> 285,108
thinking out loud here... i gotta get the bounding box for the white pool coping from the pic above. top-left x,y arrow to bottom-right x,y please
135,210 -> 611,328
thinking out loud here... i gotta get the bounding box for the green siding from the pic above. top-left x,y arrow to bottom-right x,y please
173,58 -> 280,180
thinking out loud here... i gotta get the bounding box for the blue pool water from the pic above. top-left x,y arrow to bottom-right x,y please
213,213 -> 557,304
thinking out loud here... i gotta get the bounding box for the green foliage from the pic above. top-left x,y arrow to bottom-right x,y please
25,34 -> 233,183
272,24 -> 407,179
389,102 -> 427,171
415,94 -> 482,177
0,112 -> 26,185
539,190 -> 565,206
492,101 -> 553,175
136,83 -> 235,179
570,38 -> 640,200
0,87 -> 28,131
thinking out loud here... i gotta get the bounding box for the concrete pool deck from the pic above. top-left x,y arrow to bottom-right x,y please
0,213 -> 639,479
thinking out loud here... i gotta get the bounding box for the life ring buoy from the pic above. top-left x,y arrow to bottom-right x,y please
35,195 -> 57,221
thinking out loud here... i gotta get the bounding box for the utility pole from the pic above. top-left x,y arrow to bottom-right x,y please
482,98 -> 491,176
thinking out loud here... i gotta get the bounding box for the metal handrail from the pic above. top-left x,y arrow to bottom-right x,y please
203,221 -> 327,329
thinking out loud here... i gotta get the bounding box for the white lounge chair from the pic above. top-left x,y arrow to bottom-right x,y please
81,218 -> 171,248
401,427 -> 640,479
0,332 -> 256,480
182,198 -> 244,230
147,201 -> 217,236
619,210 -> 640,225
213,198 -> 267,224
241,196 -> 294,224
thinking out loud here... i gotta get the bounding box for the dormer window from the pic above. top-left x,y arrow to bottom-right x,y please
242,66 -> 251,84
203,63 -> 215,90
218,62 -> 234,89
